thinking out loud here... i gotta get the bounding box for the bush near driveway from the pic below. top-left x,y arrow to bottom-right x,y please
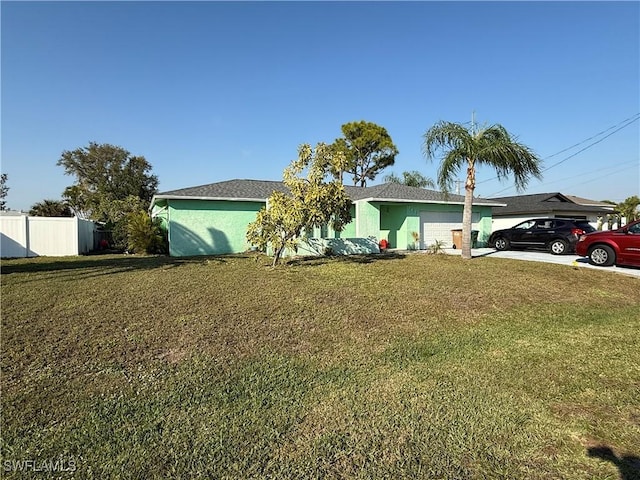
1,254 -> 638,479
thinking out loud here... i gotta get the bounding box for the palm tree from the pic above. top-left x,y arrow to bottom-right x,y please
616,195 -> 640,224
423,121 -> 542,259
29,199 -> 74,217
384,170 -> 436,189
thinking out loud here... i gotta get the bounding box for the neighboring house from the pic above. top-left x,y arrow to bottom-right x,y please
150,179 -> 504,257
564,195 -> 616,211
489,192 -> 615,231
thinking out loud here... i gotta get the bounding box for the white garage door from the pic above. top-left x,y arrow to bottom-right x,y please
420,211 -> 479,248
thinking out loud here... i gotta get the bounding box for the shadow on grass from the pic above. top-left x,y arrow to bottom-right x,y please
285,251 -> 407,267
0,253 -> 235,276
587,445 -> 640,480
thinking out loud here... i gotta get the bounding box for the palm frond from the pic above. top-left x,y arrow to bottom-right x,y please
437,146 -> 467,192
475,125 -> 542,191
422,121 -> 472,159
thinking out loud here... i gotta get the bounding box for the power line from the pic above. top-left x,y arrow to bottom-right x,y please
563,164 -> 639,192
486,161 -> 638,197
476,113 -> 640,188
543,113 -> 640,161
477,113 -> 640,189
540,114 -> 639,173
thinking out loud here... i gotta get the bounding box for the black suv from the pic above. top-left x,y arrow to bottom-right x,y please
489,218 -> 596,255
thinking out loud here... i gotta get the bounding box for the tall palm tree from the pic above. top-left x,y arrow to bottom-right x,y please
423,121 -> 542,259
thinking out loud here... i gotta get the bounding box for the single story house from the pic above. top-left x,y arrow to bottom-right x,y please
488,192 -> 615,231
150,179 -> 504,257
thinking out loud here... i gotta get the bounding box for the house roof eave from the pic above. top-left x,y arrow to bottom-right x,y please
152,194 -> 268,203
356,197 -> 505,207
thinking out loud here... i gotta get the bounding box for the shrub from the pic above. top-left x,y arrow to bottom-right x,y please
126,210 -> 167,254
428,239 -> 446,254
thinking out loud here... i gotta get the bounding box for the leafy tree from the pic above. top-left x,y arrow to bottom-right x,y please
104,195 -> 149,248
616,195 -> 640,224
384,170 -> 435,189
29,199 -> 74,217
247,143 -> 352,266
57,142 -> 158,221
0,173 -> 8,211
333,121 -> 398,187
423,121 -> 541,259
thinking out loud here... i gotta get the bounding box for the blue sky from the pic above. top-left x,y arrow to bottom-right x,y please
2,1 -> 639,211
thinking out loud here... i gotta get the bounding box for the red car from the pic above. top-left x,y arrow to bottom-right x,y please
575,219 -> 640,267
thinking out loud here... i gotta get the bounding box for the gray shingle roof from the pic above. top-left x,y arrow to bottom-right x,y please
158,179 -> 289,201
155,179 -> 502,206
564,195 -> 616,208
489,192 -> 614,215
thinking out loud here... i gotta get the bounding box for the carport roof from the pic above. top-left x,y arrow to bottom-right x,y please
152,179 -> 503,206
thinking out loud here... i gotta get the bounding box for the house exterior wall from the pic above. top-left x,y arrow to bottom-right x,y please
313,205 -> 357,239
167,199 -> 264,256
378,203 -> 493,249
333,205 -> 357,238
475,207 -> 493,246
379,204 -> 411,249
355,201 -> 380,238
158,197 -> 494,257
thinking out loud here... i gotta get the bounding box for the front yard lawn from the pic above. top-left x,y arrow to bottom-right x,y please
1,253 -> 639,479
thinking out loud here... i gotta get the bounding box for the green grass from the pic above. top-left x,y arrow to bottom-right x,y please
1,253 -> 639,479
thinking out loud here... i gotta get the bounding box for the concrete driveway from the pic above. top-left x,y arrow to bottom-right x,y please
444,247 -> 640,278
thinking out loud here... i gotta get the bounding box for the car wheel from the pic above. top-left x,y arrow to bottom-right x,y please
588,245 -> 615,267
549,239 -> 568,255
494,237 -> 509,251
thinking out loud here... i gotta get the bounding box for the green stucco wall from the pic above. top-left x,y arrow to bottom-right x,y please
355,201 -> 380,238
157,197 -> 494,258
336,205 -> 357,238
475,206 -> 493,246
167,199 -> 264,256
379,205 -> 410,249
371,202 -> 494,249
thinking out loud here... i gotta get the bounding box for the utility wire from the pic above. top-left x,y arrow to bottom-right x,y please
495,159 -> 637,190
540,114 -> 639,173
484,114 -> 640,197
543,113 -> 640,161
531,161 -> 636,190
563,164 -> 638,192
476,113 -> 640,189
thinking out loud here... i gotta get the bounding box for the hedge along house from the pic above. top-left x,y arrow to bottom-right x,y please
150,179 -> 504,257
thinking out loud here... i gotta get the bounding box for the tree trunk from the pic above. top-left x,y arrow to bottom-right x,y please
272,245 -> 285,266
461,159 -> 476,260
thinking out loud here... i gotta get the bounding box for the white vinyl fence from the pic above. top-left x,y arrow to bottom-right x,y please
0,215 -> 97,258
